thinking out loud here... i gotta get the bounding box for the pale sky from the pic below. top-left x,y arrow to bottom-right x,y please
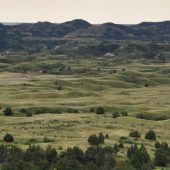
0,0 -> 170,24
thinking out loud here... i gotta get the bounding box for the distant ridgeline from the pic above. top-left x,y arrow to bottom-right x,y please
0,19 -> 170,58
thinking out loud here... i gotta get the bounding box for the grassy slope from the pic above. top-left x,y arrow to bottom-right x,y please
0,57 -> 169,167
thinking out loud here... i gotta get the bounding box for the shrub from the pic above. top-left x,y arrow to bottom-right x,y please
144,83 -> 149,87
96,107 -> 105,114
136,113 -> 145,119
88,134 -> 99,146
88,133 -> 105,146
3,133 -> 14,142
98,133 -> 105,144
119,142 -> 124,148
3,107 -> 13,116
129,131 -> 141,138
43,137 -> 54,143
113,70 -> 117,73
105,134 -> 109,138
26,112 -> 32,117
155,141 -> 161,148
66,108 -> 79,113
121,111 -> 128,116
89,107 -> 95,113
57,85 -> 62,90
20,108 -> 27,113
160,142 -> 169,149
112,112 -> 120,118
114,143 -> 119,153
145,130 -> 156,141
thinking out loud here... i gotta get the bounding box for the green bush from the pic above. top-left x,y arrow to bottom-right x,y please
112,112 -> 120,118
3,107 -> 13,116
96,107 -> 105,114
129,131 -> 141,138
98,132 -> 105,144
114,143 -> 119,153
121,111 -> 128,116
155,141 -> 161,148
89,107 -> 95,113
88,134 -> 99,146
119,142 -> 124,148
57,85 -> 62,90
43,137 -> 54,143
26,112 -> 32,117
3,133 -> 14,142
66,108 -> 79,113
145,130 -> 156,141
88,133 -> 105,146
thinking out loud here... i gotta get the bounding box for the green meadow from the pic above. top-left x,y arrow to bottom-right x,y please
0,56 -> 169,170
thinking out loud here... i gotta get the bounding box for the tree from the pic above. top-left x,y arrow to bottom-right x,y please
88,133 -> 105,146
45,145 -> 58,163
56,157 -> 81,170
3,133 -> 14,142
127,144 -> 151,170
98,133 -> 105,144
155,141 -> 161,148
88,134 -> 99,146
96,107 -> 105,114
155,147 -> 169,167
145,130 -> 156,141
61,146 -> 84,163
3,107 -> 13,116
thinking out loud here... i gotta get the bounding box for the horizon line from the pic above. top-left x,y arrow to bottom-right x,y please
1,19 -> 170,26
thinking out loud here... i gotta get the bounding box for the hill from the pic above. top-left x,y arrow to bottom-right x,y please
0,20 -> 170,52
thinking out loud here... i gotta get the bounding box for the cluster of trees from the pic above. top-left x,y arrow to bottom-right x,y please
127,141 -> 170,169
0,145 -> 116,170
88,133 -> 105,146
129,130 -> 156,141
155,141 -> 170,167
0,131 -> 169,170
127,144 -> 152,170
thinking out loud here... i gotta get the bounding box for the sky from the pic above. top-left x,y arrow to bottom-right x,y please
0,0 -> 170,24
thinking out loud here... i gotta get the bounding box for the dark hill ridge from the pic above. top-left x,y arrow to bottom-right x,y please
1,19 -> 170,39
2,19 -> 92,37
0,19 -> 170,51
